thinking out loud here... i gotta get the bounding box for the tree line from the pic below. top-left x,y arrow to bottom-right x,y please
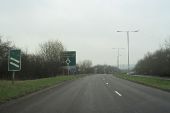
76,60 -> 119,74
134,39 -> 170,77
0,37 -> 119,80
0,37 -> 64,80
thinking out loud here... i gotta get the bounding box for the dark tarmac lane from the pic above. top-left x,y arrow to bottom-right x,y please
0,74 -> 170,113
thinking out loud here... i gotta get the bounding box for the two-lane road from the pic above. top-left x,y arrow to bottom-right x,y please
0,74 -> 170,113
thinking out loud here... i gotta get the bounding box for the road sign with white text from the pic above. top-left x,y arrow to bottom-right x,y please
61,51 -> 76,66
8,49 -> 21,71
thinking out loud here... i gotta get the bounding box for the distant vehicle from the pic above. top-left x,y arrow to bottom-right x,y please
127,71 -> 136,75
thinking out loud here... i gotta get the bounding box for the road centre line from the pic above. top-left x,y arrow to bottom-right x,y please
115,91 -> 122,96
102,80 -> 121,96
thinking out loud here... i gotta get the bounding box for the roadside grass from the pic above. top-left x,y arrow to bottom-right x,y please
0,75 -> 78,103
114,74 -> 170,91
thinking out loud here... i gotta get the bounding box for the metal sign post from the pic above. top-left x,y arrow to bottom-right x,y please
12,71 -> 15,84
65,58 -> 71,75
67,64 -> 69,75
8,49 -> 21,84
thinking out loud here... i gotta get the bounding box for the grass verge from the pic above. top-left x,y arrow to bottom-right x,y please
114,74 -> 170,92
0,75 -> 79,103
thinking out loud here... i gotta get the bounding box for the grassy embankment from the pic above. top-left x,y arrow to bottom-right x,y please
0,75 -> 78,103
114,74 -> 170,91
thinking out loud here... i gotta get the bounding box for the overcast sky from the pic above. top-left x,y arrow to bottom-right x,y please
1,0 -> 170,66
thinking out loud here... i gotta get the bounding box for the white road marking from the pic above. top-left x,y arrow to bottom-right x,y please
115,91 -> 122,96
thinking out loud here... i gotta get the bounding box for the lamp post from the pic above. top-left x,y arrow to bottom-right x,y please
112,48 -> 125,69
117,30 -> 138,72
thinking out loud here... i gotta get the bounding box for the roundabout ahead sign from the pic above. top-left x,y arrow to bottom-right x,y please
61,51 -> 76,66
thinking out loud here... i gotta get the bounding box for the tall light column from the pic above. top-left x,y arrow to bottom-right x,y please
113,48 -> 125,69
117,30 -> 138,72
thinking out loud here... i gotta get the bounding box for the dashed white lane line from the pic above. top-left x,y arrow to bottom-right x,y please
103,81 -> 122,96
115,91 -> 122,96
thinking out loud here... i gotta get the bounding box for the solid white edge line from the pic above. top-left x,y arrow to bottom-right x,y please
115,91 -> 122,96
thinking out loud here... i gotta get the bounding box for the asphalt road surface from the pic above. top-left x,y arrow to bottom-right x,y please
0,74 -> 170,113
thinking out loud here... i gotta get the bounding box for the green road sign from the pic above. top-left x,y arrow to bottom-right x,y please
8,49 -> 21,71
61,51 -> 76,66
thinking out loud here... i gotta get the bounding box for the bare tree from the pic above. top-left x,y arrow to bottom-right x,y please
39,40 -> 65,62
77,60 -> 93,74
38,40 -> 65,76
134,38 -> 170,76
0,37 -> 14,79
0,37 -> 12,63
164,38 -> 170,49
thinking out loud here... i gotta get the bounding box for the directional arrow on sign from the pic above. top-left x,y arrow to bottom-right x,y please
10,57 -> 20,68
10,62 -> 19,68
10,57 -> 20,63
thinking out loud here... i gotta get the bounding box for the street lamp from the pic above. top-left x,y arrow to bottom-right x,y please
112,48 -> 125,69
116,30 -> 139,72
